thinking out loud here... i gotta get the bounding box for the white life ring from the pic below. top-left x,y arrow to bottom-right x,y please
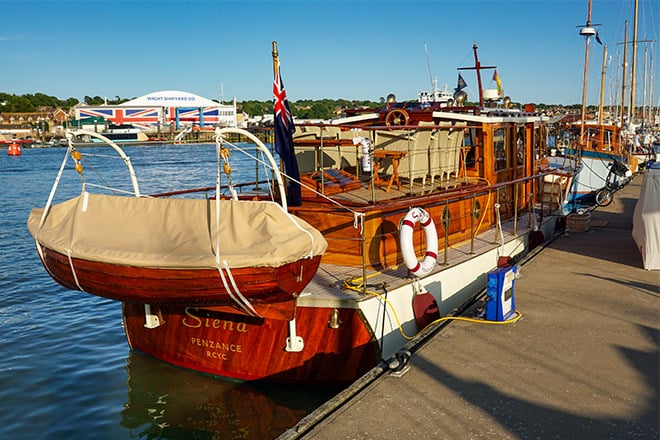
399,208 -> 438,277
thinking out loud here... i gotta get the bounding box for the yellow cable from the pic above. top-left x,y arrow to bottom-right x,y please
342,276 -> 522,341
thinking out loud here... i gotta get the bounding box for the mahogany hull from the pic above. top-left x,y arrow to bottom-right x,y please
38,246 -> 322,306
123,302 -> 378,384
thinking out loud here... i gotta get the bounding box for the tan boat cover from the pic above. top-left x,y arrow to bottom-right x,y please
27,193 -> 327,269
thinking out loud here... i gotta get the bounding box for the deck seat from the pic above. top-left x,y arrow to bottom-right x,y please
374,128 -> 432,189
429,121 -> 451,184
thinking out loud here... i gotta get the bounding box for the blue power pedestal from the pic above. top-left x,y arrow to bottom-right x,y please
485,265 -> 517,321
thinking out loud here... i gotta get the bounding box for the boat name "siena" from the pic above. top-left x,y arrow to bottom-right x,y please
182,307 -> 249,333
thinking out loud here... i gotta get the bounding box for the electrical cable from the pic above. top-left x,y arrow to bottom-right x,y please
342,275 -> 523,342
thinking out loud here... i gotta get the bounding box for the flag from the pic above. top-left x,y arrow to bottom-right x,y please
493,70 -> 503,95
595,30 -> 602,45
273,63 -> 301,206
455,73 -> 467,91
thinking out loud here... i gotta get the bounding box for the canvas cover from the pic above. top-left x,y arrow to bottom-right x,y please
28,193 -> 327,269
632,162 -> 660,270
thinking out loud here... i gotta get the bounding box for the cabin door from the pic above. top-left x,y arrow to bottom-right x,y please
463,127 -> 484,177
491,124 -> 519,218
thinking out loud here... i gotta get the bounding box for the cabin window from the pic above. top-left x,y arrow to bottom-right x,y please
493,128 -> 507,171
603,129 -> 613,150
516,126 -> 525,167
464,128 -> 480,169
586,127 -> 598,149
534,127 -> 542,159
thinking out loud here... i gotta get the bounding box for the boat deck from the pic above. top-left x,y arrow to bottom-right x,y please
304,169 -> 475,206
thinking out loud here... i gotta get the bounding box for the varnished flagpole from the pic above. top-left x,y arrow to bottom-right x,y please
272,41 -> 279,79
271,41 -> 288,198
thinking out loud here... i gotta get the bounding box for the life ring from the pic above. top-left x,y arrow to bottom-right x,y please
385,108 -> 409,126
399,207 -> 438,277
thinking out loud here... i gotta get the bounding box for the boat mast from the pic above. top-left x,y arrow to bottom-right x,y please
629,0 -> 639,124
642,45 -> 647,127
599,44 -> 607,124
579,0 -> 596,144
457,42 -> 496,107
620,21 -> 628,129
648,46 -> 655,128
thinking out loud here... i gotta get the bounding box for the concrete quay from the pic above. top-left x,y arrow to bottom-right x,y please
284,174 -> 659,440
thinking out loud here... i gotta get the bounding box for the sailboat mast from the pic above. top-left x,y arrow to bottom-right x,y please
620,21 -> 628,129
579,0 -> 595,143
642,45 -> 648,125
629,0 -> 639,124
599,44 -> 607,124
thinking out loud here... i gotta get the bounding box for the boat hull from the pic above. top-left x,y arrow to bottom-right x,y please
568,152 -> 634,204
123,302 -> 378,384
37,246 -> 322,306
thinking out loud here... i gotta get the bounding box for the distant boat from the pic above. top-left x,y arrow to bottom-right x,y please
97,124 -> 149,143
562,121 -> 634,207
29,43 -> 574,384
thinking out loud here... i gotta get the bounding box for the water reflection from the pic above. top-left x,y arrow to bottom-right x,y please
121,351 -> 340,439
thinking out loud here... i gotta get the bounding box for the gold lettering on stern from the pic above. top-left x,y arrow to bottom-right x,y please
183,307 -> 247,361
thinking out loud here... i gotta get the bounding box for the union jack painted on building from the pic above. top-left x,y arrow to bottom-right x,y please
171,107 -> 220,125
74,91 -> 237,130
76,105 -> 236,129
76,107 -> 164,130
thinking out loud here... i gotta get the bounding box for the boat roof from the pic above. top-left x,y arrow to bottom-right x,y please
432,109 -> 548,124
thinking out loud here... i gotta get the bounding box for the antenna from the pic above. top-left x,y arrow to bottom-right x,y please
220,82 -> 224,104
424,42 -> 436,91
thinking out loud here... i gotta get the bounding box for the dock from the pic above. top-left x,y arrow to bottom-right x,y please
281,174 -> 659,439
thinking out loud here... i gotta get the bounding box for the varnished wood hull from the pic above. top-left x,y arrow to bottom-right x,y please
37,246 -> 322,306
123,302 -> 378,384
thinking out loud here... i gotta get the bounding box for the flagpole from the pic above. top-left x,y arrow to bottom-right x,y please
270,41 -> 302,206
272,41 -> 279,79
271,40 -> 285,192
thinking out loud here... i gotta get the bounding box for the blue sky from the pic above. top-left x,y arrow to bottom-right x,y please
1,0 -> 658,106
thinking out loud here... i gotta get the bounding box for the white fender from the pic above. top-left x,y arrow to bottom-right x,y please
399,208 -> 438,277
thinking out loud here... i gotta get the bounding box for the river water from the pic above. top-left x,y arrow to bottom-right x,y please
0,144 -> 339,439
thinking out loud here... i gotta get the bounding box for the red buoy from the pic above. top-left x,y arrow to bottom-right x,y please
7,141 -> 22,156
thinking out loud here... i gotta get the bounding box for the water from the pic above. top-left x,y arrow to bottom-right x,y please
0,144 -> 338,439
